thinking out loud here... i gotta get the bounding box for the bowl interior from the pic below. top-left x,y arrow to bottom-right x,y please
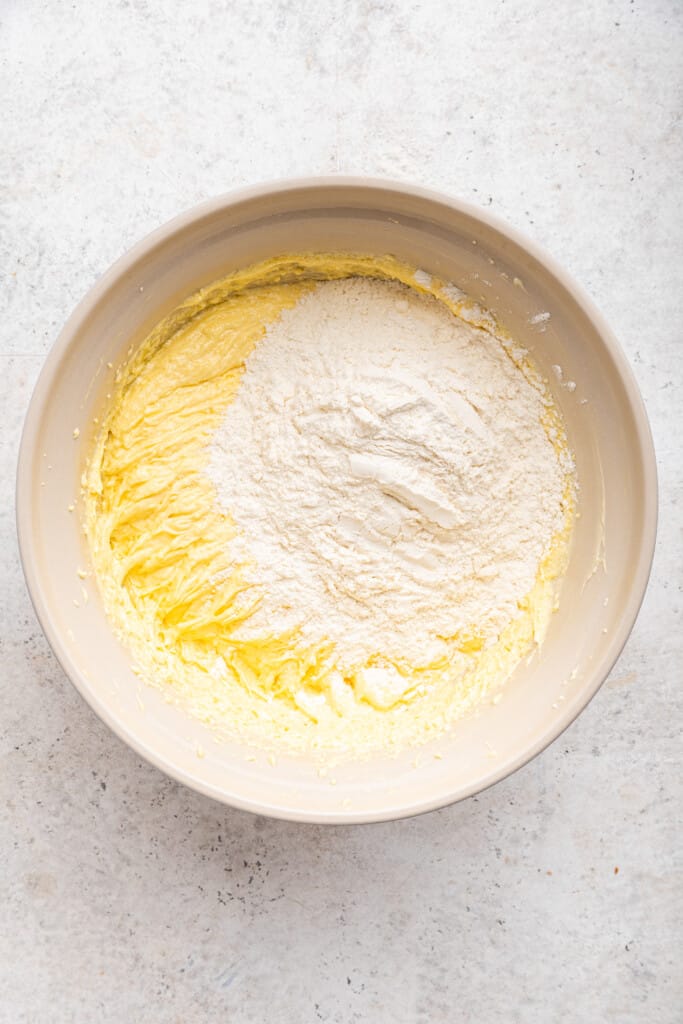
18,181 -> 656,822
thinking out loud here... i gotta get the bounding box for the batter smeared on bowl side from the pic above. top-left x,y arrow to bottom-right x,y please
85,254 -> 575,755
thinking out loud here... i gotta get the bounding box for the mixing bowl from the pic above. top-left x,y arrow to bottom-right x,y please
16,178 -> 657,823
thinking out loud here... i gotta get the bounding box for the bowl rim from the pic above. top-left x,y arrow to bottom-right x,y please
16,175 -> 658,824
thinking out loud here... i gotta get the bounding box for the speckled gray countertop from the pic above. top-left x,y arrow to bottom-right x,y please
1,2 -> 681,1021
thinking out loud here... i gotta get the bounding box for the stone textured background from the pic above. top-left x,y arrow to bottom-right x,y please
1,1 -> 681,1021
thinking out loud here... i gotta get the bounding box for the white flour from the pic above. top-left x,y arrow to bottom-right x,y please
208,278 -> 565,673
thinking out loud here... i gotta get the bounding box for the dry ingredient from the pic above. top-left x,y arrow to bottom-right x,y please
209,278 -> 567,710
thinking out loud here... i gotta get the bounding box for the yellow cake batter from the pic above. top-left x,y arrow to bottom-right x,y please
85,253 -> 575,755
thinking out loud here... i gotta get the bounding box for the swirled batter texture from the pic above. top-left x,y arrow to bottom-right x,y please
85,254 -> 575,755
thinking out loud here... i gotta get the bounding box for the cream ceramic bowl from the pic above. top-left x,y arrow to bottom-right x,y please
17,178 -> 657,823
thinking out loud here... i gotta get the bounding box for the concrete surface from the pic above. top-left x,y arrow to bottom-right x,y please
1,1 -> 681,1021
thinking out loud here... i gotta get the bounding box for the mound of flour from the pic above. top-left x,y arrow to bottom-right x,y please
208,278 -> 565,670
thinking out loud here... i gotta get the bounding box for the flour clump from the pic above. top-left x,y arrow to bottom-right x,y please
208,277 -> 565,681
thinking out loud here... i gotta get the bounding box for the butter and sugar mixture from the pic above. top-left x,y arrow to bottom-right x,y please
85,254 -> 575,755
